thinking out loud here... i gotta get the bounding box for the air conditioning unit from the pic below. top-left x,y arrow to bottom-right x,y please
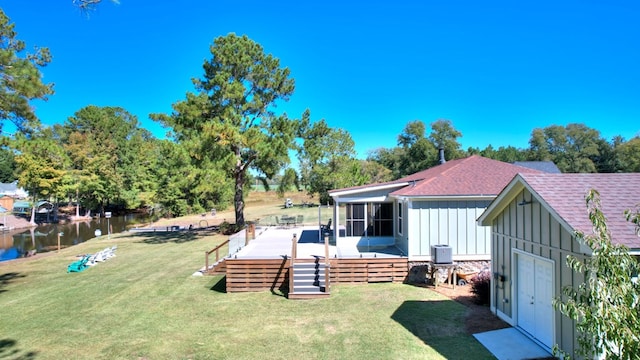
431,244 -> 452,264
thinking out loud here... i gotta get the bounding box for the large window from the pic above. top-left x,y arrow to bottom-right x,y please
345,203 -> 393,237
370,203 -> 393,236
346,204 -> 366,236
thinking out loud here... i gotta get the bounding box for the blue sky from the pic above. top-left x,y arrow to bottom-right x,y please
2,0 -> 640,158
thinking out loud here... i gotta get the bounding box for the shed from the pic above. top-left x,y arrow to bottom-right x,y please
477,172 -> 640,356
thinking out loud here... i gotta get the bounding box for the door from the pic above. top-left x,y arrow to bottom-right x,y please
517,253 -> 554,349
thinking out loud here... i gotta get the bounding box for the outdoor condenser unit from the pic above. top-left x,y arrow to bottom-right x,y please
431,244 -> 452,264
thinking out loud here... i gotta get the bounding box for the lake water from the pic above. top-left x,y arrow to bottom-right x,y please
0,214 -> 151,262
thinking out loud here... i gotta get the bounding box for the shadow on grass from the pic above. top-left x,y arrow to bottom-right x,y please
0,338 -> 38,359
270,256 -> 289,298
391,300 -> 492,360
210,276 -> 227,293
0,272 -> 26,294
118,230 -> 205,244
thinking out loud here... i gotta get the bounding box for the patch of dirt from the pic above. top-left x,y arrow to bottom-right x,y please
429,283 -> 510,335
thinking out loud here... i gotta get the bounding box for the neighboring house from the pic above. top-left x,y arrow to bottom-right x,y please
0,181 -> 28,198
328,155 -> 546,260
477,173 -> 640,355
0,195 -> 13,213
11,200 -> 54,216
12,200 -> 31,215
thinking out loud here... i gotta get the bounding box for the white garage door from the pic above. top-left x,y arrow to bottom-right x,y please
517,253 -> 554,349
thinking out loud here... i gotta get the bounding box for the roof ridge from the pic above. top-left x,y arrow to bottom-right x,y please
439,156 -> 472,176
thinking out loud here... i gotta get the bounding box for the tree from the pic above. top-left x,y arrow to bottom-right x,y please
0,146 -> 16,182
474,144 -> 527,163
297,112 -> 361,203
13,129 -> 67,224
61,105 -> 154,214
277,168 -> 299,196
428,118 -> 463,160
528,123 -> 602,173
73,0 -> 119,11
154,34 -> 297,227
149,139 -> 226,217
369,119 -> 464,180
552,190 -> 640,359
367,146 -> 406,180
0,9 -> 54,134
617,137 -> 640,172
359,159 -> 392,184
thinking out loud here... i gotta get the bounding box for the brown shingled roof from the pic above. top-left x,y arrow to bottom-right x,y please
391,155 -> 543,197
520,173 -> 640,249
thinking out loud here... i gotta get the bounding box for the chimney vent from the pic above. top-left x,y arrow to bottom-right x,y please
438,148 -> 446,164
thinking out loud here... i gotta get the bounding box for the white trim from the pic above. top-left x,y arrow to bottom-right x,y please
330,182 -> 409,197
335,196 -> 390,203
392,195 -> 495,201
512,249 -> 556,351
496,309 -> 515,326
397,200 -> 403,237
408,254 -> 491,262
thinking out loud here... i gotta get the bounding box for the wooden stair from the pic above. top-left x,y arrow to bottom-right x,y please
288,261 -> 330,300
204,258 -> 227,275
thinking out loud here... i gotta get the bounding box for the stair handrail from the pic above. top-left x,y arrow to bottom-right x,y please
205,239 -> 230,273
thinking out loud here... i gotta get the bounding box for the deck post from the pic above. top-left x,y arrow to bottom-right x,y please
291,233 -> 297,260
324,233 -> 330,292
289,234 -> 297,295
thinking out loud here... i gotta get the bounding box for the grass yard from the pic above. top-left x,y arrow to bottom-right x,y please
0,204 -> 496,359
150,191 -> 337,230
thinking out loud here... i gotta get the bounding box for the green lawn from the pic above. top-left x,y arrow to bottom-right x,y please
0,230 -> 495,360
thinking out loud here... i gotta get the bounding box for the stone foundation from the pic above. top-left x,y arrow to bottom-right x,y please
407,260 -> 491,285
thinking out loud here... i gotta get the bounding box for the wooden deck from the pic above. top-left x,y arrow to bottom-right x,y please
223,257 -> 409,293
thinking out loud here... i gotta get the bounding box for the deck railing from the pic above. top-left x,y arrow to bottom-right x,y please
204,239 -> 230,273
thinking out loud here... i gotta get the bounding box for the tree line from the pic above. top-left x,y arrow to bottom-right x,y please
1,9 -> 639,227
368,119 -> 640,179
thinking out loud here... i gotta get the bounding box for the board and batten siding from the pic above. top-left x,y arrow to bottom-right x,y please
408,199 -> 492,260
490,188 -> 581,356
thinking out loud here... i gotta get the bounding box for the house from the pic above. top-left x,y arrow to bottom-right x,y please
477,172 -> 640,355
0,195 -> 13,213
328,155 -> 546,261
12,200 -> 31,215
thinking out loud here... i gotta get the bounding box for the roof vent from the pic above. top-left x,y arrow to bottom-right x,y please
438,148 -> 446,164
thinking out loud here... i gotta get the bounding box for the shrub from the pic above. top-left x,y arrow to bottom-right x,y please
218,221 -> 243,235
470,270 -> 491,305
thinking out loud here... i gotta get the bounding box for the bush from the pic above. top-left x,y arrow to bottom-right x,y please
471,270 -> 491,305
218,221 -> 243,235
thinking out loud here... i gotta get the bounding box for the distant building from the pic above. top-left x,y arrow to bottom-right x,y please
513,161 -> 562,173
12,200 -> 31,215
